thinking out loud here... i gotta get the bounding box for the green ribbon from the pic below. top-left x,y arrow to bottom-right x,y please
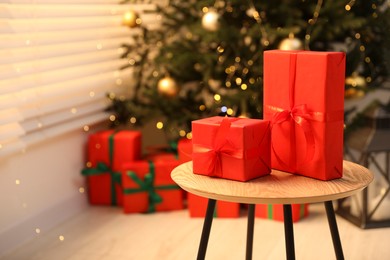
81,132 -> 121,205
267,204 -> 273,219
266,204 -> 306,220
299,204 -> 306,218
123,161 -> 180,213
168,140 -> 179,159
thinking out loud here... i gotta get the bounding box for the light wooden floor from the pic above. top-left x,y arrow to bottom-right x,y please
3,203 -> 390,260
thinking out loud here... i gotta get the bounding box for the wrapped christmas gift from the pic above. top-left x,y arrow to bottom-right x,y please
255,204 -> 309,222
121,159 -> 184,213
192,116 -> 271,182
82,130 -> 142,205
263,50 -> 345,180
188,193 -> 240,218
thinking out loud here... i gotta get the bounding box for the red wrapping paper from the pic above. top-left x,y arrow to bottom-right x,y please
192,116 -> 271,182
121,158 -> 184,214
86,130 -> 142,205
187,193 -> 240,218
255,204 -> 309,222
263,50 -> 345,180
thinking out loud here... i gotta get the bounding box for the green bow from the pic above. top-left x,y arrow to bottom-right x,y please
123,161 -> 179,213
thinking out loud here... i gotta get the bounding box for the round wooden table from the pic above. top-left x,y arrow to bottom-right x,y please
171,161 -> 373,260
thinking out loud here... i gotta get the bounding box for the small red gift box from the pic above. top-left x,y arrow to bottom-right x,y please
263,50 -> 345,180
255,204 -> 309,222
188,193 -> 240,218
82,130 -> 142,205
192,116 -> 271,182
121,159 -> 184,214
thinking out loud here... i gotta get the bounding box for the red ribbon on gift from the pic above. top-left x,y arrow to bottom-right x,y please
265,53 -> 343,172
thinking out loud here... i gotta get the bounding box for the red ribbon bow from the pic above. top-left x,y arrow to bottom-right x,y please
270,103 -> 316,164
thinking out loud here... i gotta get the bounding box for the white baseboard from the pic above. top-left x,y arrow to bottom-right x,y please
0,193 -> 88,257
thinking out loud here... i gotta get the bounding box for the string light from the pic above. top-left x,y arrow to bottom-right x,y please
179,130 -> 186,137
109,115 -> 116,121
235,78 -> 242,85
156,121 -> 164,129
129,117 -> 137,124
35,228 -> 41,234
214,94 -> 221,101
78,187 -> 85,193
59,235 -> 65,241
199,105 -> 206,111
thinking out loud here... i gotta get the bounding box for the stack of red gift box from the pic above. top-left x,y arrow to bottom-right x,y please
82,130 -> 184,214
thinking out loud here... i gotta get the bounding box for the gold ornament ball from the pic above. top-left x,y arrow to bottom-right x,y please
157,77 -> 179,97
202,10 -> 220,32
278,36 -> 303,50
122,10 -> 141,28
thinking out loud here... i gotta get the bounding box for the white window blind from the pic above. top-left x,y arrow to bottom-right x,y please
0,0 -> 157,157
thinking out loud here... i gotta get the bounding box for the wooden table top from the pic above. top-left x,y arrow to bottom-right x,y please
171,161 -> 374,204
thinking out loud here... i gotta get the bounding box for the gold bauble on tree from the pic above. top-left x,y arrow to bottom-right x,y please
202,9 -> 221,32
157,77 -> 179,97
122,10 -> 141,28
344,74 -> 367,99
278,33 -> 303,50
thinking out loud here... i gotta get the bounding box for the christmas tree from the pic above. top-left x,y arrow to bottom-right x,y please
109,0 -> 390,142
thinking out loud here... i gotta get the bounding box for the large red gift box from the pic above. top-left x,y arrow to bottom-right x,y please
82,130 -> 142,205
188,193 -> 240,218
255,204 -> 309,222
263,50 -> 345,180
121,159 -> 184,213
192,116 -> 271,182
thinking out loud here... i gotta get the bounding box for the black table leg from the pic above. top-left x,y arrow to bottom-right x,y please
283,204 -> 296,260
324,201 -> 345,260
246,204 -> 255,260
197,199 -> 216,260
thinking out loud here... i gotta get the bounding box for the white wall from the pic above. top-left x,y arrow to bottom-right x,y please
0,129 -> 90,256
